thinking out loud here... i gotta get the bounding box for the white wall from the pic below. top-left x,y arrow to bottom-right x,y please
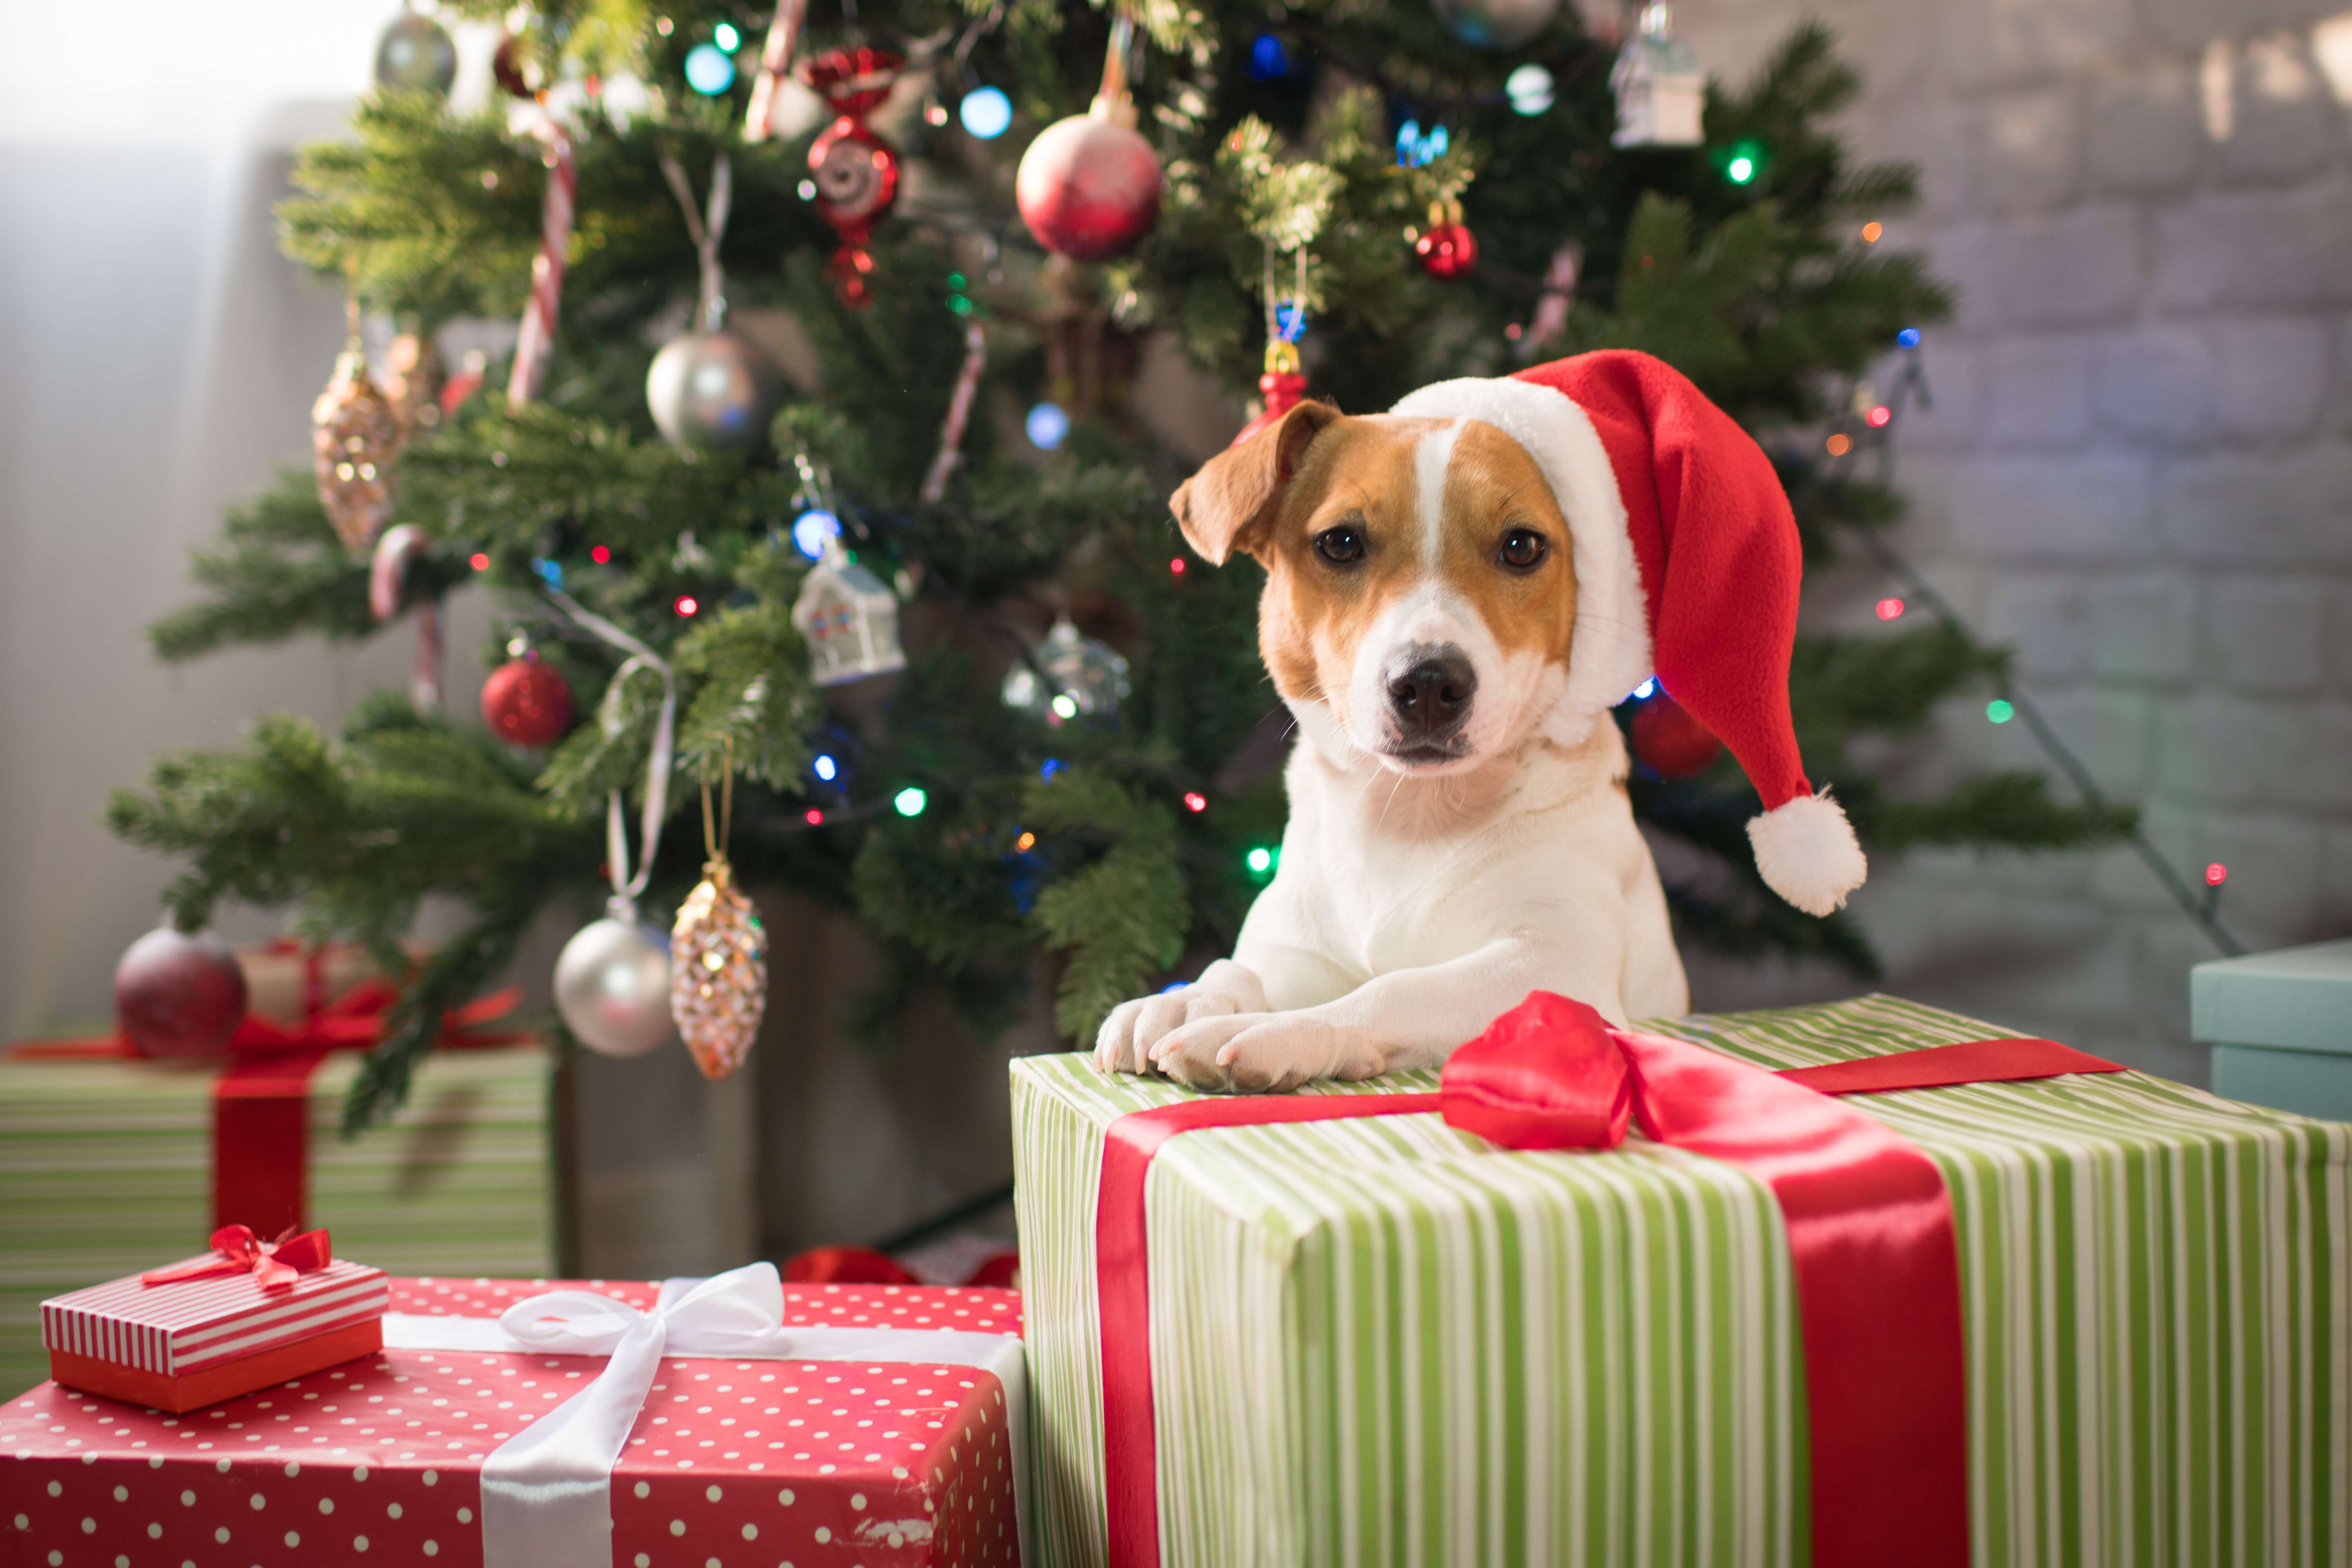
1674,0 -> 2352,1081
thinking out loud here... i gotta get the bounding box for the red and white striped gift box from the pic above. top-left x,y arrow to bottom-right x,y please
42,1257 -> 386,1376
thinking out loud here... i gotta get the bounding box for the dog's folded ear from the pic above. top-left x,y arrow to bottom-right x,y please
1169,399 -> 1340,565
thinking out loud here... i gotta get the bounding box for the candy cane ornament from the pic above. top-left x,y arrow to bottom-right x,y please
507,112 -> 577,406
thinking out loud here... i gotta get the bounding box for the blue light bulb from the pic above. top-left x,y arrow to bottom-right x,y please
1247,33 -> 1288,80
813,754 -> 838,782
1897,327 -> 1922,349
791,509 -> 841,560
958,86 -> 1012,140
683,43 -> 735,96
1026,402 -> 1070,450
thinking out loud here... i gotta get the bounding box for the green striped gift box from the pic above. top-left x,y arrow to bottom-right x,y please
1010,995 -> 2350,1567
0,1045 -> 554,1401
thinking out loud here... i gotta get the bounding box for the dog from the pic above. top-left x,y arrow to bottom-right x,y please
1093,397 -> 1693,1093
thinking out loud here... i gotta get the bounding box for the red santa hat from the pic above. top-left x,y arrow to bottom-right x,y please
1390,349 -> 1867,918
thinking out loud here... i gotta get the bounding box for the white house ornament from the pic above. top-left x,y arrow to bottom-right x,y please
312,348 -> 405,554
1001,616 -> 1129,726
553,903 -> 676,1057
1611,2 -> 1706,148
793,543 -> 905,686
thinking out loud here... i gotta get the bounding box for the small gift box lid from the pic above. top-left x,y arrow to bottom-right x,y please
2191,938 -> 2352,1054
40,1256 -> 388,1377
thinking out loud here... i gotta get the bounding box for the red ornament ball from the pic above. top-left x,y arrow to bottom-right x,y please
481,653 -> 575,746
1416,221 -> 1479,279
114,927 -> 247,1058
1630,690 -> 1723,779
1016,112 -> 1163,262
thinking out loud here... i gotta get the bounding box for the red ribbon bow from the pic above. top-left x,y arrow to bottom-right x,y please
140,1225 -> 333,1292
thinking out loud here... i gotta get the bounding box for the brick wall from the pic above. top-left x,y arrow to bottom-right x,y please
1672,0 -> 2352,1081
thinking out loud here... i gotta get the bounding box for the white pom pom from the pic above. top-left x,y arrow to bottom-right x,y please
1747,788 -> 1869,916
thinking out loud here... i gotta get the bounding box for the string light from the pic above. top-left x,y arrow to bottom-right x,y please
1395,121 -> 1448,167
1169,558 -> 1186,575
1985,699 -> 2014,724
713,22 -> 740,51
791,509 -> 842,560
1825,433 -> 1852,456
1245,846 -> 1278,875
1050,693 -> 1079,720
893,787 -> 927,817
812,754 -> 838,782
590,545 -> 612,564
1727,155 -> 1756,181
804,808 -> 824,826
2205,862 -> 2229,887
675,595 -> 699,616
1026,403 -> 1069,450
1631,677 -> 1657,701
470,552 -> 490,571
1183,792 -> 1207,813
959,87 -> 1012,139
1897,328 -> 1922,349
1039,759 -> 1065,781
683,42 -> 735,94
1876,598 -> 1906,621
1015,831 -> 1036,852
1866,405 -> 1893,428
1860,221 -> 1882,243
1506,64 -> 1555,115
1247,33 -> 1289,79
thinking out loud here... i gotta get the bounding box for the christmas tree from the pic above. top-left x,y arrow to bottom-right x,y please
107,0 -> 2131,1130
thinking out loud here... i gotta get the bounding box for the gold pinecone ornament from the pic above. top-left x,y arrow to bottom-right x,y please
312,348 -> 405,553
671,855 -> 766,1080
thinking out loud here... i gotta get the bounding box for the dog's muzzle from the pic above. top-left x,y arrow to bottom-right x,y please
1383,642 -> 1477,762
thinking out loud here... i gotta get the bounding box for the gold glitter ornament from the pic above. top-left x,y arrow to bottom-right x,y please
312,345 -> 405,553
671,756 -> 766,1080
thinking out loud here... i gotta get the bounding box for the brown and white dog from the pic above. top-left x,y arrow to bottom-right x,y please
1096,400 -> 1687,1091
1094,353 -> 1866,1093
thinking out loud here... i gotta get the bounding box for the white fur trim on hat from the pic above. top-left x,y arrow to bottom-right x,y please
1747,788 -> 1869,916
1389,377 -> 1652,746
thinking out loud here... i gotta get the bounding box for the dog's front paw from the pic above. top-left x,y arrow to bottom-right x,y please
1147,1011 -> 1381,1094
1093,964 -> 1266,1075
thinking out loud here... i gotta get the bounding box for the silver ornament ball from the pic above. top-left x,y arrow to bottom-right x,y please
374,11 -> 459,94
554,913 -> 675,1058
1430,0 -> 1561,49
1001,617 -> 1130,725
646,331 -> 784,450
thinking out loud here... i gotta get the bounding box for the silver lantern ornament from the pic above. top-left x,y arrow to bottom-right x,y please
1430,0 -> 1561,50
1001,617 -> 1130,726
374,7 -> 458,95
1612,3 -> 1706,148
554,899 -> 675,1057
645,331 -> 784,449
793,540 -> 905,686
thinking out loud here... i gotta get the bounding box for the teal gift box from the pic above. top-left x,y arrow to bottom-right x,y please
2194,938 -> 2352,1119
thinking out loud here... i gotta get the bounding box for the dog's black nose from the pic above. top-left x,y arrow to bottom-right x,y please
1387,645 -> 1477,736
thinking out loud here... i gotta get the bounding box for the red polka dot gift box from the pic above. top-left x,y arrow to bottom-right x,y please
2,1274 -> 1027,1568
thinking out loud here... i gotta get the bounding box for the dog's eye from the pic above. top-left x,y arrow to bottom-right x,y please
1499,528 -> 1547,570
1314,526 -> 1366,565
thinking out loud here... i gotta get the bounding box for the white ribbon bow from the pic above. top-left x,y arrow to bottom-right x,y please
381,1263 -> 1029,1568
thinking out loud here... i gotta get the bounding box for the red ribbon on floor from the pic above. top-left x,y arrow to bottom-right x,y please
140,1223 -> 333,1290
1096,993 -> 2125,1568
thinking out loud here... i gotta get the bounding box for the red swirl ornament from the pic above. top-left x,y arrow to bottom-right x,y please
801,48 -> 902,307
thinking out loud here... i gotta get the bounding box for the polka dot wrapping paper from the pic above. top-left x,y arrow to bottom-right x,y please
1,1278 -> 1024,1567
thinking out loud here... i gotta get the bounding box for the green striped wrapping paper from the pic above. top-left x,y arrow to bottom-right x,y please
1010,995 -> 2351,1567
0,1045 -> 553,1401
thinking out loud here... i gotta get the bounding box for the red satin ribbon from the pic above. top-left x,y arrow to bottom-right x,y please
1094,995 -> 2125,1568
141,1224 -> 333,1291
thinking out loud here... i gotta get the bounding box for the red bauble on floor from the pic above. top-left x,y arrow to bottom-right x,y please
113,927 -> 247,1058
481,652 -> 574,746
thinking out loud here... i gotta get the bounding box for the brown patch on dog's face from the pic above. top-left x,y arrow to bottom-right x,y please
1171,411 -> 1581,771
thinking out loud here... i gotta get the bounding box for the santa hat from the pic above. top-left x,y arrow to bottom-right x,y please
1390,350 -> 1867,918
